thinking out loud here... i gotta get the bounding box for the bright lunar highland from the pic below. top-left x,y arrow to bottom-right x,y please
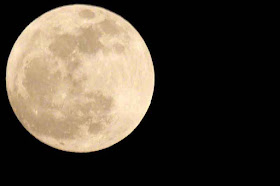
6,4 -> 154,152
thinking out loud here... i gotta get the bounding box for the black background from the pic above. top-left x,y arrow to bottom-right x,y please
0,0 -> 244,179
0,0 -> 173,169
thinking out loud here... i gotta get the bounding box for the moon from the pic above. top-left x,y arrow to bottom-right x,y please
6,4 -> 154,152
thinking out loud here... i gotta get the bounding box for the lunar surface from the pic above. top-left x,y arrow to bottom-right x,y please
6,4 -> 154,152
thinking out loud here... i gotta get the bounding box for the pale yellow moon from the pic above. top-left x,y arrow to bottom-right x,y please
6,4 -> 154,152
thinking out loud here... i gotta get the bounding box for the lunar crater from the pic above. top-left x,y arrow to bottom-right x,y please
79,9 -> 96,19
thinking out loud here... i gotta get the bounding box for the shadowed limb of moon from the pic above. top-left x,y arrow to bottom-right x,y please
6,4 -> 154,152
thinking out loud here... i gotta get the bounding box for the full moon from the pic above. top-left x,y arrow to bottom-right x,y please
6,4 -> 154,152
